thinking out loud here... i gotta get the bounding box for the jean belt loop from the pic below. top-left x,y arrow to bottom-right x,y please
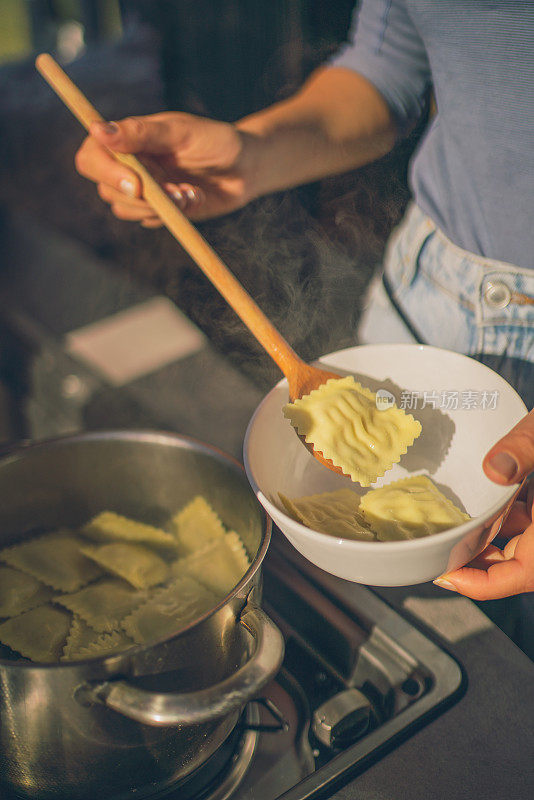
398,204 -> 436,289
405,212 -> 436,285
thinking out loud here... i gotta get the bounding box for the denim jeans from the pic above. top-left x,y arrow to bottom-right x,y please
357,203 -> 534,657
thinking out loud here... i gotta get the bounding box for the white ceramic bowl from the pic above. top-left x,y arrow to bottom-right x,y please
244,344 -> 527,586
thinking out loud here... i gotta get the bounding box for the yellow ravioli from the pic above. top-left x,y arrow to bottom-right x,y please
55,578 -> 147,633
283,376 -> 421,486
122,576 -> 217,644
279,489 -> 376,541
81,542 -> 169,590
360,475 -> 470,541
171,532 -> 250,598
168,496 -> 226,555
83,511 -> 177,551
0,530 -> 103,592
62,615 -> 135,661
0,566 -> 54,618
0,605 -> 72,662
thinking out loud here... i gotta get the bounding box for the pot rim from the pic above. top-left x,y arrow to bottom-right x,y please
0,428 -> 272,670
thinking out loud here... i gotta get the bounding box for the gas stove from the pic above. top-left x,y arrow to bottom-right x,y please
0,217 -> 464,800
145,535 -> 463,800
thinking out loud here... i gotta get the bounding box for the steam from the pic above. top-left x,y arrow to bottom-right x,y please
182,154 -> 412,388
0,34 -> 416,392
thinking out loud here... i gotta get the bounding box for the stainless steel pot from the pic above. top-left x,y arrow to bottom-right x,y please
0,430 -> 284,800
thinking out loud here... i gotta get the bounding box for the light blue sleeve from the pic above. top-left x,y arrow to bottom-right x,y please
330,0 -> 432,133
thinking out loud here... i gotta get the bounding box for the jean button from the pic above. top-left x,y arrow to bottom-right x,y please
483,280 -> 511,308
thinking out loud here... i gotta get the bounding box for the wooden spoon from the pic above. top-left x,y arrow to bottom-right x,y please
35,53 -> 346,475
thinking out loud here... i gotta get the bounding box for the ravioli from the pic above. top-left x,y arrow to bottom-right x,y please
62,615 -> 135,661
83,511 -> 177,551
0,605 -> 72,662
171,532 -> 250,597
168,496 -> 226,555
283,376 -> 421,486
122,575 -> 217,644
55,578 -> 147,633
360,475 -> 470,541
80,542 -> 169,590
0,530 -> 103,592
0,566 -> 54,618
0,496 -> 251,662
279,489 -> 376,541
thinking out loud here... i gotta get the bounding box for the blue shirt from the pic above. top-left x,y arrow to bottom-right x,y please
331,1 -> 534,270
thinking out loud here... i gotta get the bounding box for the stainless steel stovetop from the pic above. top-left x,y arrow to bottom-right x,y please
146,535 -> 464,800
0,218 -> 465,800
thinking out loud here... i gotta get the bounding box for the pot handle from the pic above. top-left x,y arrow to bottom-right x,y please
84,603 -> 284,726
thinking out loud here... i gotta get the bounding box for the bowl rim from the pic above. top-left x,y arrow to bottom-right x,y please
243,343 -> 527,551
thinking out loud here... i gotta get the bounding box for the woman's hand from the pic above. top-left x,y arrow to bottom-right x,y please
74,111 -> 258,224
434,409 -> 534,599
74,69 -> 397,227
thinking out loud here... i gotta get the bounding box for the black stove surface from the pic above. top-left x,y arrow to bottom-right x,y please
149,537 -> 464,800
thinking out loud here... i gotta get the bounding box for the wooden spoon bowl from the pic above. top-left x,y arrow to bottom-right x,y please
287,361 -> 348,477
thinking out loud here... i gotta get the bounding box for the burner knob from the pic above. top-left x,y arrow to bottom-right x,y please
312,688 -> 373,749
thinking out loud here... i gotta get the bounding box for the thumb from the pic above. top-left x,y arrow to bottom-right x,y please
483,408 -> 534,485
90,116 -> 186,156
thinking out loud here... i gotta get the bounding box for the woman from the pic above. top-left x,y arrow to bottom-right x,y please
74,0 -> 534,601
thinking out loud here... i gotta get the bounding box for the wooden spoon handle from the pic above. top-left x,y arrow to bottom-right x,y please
35,53 -> 304,380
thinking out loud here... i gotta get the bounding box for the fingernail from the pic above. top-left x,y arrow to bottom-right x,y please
119,178 -> 136,198
95,121 -> 119,136
186,186 -> 205,203
488,452 -> 519,481
177,184 -> 203,204
433,578 -> 457,592
168,187 -> 186,208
